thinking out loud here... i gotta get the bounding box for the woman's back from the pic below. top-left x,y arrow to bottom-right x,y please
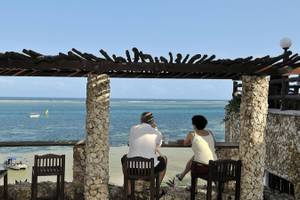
192,131 -> 217,165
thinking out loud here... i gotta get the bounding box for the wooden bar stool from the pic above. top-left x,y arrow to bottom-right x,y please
31,154 -> 65,200
0,170 -> 8,200
191,160 -> 242,200
122,156 -> 160,200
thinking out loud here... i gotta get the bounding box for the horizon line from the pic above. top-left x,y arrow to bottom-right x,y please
0,96 -> 230,101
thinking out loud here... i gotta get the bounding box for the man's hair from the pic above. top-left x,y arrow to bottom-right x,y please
141,112 -> 154,124
192,115 -> 208,130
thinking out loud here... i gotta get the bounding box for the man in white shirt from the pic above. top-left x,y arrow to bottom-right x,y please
122,112 -> 167,194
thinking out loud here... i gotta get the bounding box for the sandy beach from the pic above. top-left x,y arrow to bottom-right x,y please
0,146 -> 195,186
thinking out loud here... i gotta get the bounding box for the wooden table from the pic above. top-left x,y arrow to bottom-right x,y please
161,141 -> 239,149
0,170 -> 8,200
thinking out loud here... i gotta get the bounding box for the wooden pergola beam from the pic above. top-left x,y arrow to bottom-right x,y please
0,48 -> 299,79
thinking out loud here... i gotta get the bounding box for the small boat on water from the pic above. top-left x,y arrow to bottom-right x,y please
29,113 -> 40,118
4,157 -> 27,170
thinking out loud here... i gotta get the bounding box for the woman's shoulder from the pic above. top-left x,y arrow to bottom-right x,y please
205,129 -> 214,135
186,131 -> 195,140
205,130 -> 216,143
188,131 -> 195,136
204,129 -> 211,132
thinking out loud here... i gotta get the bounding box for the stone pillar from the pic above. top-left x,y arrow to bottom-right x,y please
239,76 -> 269,200
84,74 -> 110,200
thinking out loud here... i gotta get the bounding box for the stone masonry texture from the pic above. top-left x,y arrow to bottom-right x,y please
239,76 -> 269,200
84,74 -> 110,200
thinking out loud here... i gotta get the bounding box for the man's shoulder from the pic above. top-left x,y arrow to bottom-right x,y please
133,123 -> 151,128
131,124 -> 144,130
130,124 -> 147,133
131,123 -> 160,134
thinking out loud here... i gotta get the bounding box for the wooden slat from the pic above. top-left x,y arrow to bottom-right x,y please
270,77 -> 300,84
161,141 -> 239,148
0,48 -> 298,79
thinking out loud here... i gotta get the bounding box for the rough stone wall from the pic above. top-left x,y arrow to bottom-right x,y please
265,110 -> 300,200
224,111 -> 240,143
0,181 -> 75,200
1,182 -> 294,200
225,109 -> 300,199
216,148 -> 239,160
239,76 -> 269,200
85,74 -> 110,200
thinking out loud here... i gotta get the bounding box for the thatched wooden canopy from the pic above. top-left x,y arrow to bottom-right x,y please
0,47 -> 299,200
0,48 -> 299,79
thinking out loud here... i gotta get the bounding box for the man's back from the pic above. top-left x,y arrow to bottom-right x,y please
127,123 -> 162,166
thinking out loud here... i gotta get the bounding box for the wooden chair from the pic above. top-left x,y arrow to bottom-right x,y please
31,154 -> 65,200
0,170 -> 8,200
122,156 -> 160,200
191,160 -> 242,200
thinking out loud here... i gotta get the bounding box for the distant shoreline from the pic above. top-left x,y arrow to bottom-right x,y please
0,97 -> 230,101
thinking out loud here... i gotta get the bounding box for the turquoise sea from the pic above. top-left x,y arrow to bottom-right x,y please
0,98 -> 227,151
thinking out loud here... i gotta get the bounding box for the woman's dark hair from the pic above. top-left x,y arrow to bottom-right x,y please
192,115 -> 207,130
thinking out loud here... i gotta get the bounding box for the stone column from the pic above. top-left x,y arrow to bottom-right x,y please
239,76 -> 269,200
84,74 -> 110,200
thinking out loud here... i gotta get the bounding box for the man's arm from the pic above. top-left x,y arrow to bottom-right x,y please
156,130 -> 163,146
155,130 -> 163,155
128,126 -> 134,147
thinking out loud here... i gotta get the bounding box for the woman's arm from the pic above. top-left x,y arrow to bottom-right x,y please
183,132 -> 194,146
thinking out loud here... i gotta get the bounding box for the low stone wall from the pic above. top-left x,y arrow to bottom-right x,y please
0,181 -> 212,200
225,109 -> 300,198
0,181 -> 294,200
0,181 -> 75,200
216,148 -> 239,160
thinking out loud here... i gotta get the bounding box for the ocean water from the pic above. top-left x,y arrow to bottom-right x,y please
0,98 -> 227,149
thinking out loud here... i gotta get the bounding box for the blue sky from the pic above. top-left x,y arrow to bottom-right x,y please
0,0 -> 299,99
